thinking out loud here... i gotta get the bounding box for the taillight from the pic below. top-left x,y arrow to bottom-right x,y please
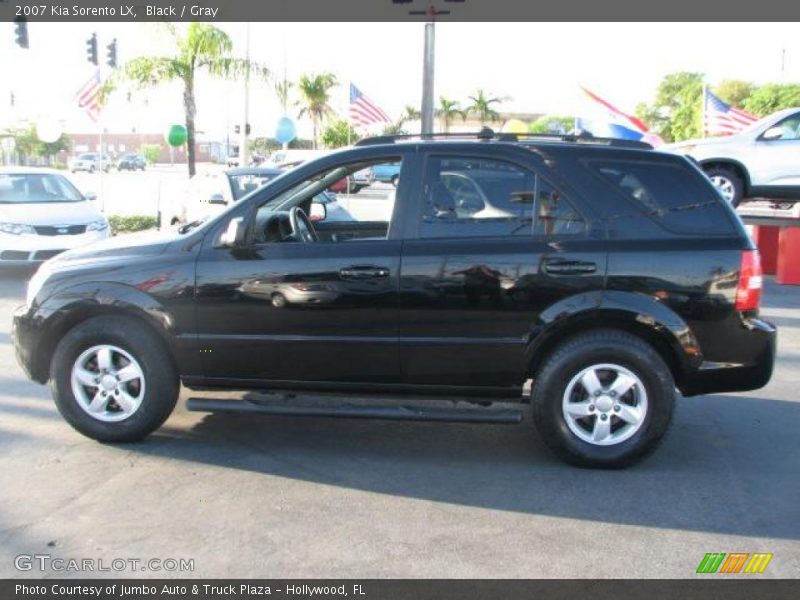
736,250 -> 762,311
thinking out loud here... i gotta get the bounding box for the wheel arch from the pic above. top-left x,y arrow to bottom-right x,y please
526,291 -> 703,392
699,158 -> 752,192
31,283 -> 181,383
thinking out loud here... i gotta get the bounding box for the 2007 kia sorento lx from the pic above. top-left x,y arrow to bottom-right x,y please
12,130 -> 776,468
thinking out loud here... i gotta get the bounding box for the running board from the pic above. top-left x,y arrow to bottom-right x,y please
186,397 -> 523,424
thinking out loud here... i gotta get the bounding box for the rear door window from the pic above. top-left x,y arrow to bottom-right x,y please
586,158 -> 734,235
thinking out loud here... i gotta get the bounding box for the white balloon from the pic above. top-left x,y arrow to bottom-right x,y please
36,119 -> 63,144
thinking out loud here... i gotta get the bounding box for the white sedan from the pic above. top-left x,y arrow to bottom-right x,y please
0,167 -> 109,266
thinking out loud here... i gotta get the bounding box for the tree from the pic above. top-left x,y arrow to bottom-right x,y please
528,115 -> 574,134
7,126 -> 70,163
437,96 -> 466,133
139,144 -> 162,164
714,80 -> 754,108
296,73 -> 338,149
275,79 -> 293,114
399,105 -> 420,127
117,23 -> 269,176
638,72 -> 704,142
321,119 -> 360,148
743,84 -> 800,117
467,89 -> 504,124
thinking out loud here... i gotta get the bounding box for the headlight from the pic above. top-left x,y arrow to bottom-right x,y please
0,222 -> 35,235
86,218 -> 108,232
26,267 -> 50,307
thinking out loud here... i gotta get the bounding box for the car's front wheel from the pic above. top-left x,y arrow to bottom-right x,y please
50,316 -> 179,442
532,330 -> 674,468
705,166 -> 744,207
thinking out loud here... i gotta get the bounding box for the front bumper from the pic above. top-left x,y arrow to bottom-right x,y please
0,230 -> 108,265
680,317 -> 776,396
12,304 -> 46,383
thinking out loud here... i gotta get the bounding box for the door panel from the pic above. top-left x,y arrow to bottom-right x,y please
195,240 -> 401,383
399,237 -> 606,389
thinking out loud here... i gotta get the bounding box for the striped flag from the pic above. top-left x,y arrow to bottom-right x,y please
577,86 -> 663,146
704,90 -> 758,136
348,83 -> 391,129
75,70 -> 103,122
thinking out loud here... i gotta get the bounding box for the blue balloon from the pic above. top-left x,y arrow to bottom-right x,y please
275,117 -> 296,144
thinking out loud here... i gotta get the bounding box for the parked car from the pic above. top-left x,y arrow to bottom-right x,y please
13,132 -> 775,468
69,152 -> 112,173
165,167 -> 346,227
373,161 -> 401,186
117,153 -> 146,171
665,107 -> 800,206
0,167 -> 109,266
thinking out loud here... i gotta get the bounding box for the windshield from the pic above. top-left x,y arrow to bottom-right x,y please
78,153 -> 96,160
0,173 -> 84,204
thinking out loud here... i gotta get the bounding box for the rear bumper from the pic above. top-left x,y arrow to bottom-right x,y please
680,317 -> 776,396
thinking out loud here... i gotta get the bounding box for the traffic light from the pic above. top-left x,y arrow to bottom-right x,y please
14,16 -> 29,49
106,38 -> 117,68
86,33 -> 98,66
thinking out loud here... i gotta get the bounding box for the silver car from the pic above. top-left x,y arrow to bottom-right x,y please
70,152 -> 112,174
666,107 -> 800,206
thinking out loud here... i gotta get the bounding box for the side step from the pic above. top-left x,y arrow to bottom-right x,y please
186,396 -> 523,425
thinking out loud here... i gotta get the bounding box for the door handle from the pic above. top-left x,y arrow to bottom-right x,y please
543,260 -> 597,275
339,265 -> 390,279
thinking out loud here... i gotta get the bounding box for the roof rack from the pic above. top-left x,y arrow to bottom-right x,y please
354,127 -> 653,150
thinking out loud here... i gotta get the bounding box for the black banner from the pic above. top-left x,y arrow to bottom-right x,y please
2,0 -> 799,22
3,580 -> 800,600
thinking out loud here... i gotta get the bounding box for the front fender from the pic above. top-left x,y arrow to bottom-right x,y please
526,290 -> 703,381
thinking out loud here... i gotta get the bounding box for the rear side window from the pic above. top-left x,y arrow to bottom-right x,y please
420,156 -> 585,239
586,158 -> 733,235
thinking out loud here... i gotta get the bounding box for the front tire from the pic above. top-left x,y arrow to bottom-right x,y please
532,330 -> 675,468
705,166 -> 744,208
50,315 -> 179,443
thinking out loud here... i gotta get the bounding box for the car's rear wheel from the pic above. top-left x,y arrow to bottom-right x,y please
390,175 -> 399,187
271,292 -> 287,308
50,316 -> 179,442
705,166 -> 744,208
532,330 -> 675,468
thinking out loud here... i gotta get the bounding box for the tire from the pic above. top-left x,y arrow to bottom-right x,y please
532,329 -> 675,469
49,315 -> 179,443
704,166 -> 744,208
88,165 -> 95,174
390,175 -> 399,187
271,292 -> 287,308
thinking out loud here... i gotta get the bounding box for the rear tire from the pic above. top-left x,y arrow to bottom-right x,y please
532,330 -> 675,468
390,175 -> 399,187
50,315 -> 179,443
704,166 -> 744,208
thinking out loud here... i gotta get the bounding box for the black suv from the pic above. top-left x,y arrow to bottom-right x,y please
12,131 -> 776,468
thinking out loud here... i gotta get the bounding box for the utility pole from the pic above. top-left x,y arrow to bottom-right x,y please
421,20 -> 435,135
239,22 -> 251,167
781,48 -> 786,82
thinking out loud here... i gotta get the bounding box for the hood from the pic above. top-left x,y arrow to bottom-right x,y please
1,200 -> 103,226
48,229 -> 180,267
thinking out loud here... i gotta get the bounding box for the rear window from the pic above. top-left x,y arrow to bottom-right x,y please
586,158 -> 734,235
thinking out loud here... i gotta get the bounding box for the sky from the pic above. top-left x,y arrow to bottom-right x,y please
1,22 -> 799,140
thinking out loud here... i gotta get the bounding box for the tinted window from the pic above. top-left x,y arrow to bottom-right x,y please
767,114 -> 800,140
420,156 -> 585,238
586,158 -> 733,235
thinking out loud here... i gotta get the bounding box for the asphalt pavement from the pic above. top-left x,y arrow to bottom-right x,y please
0,268 -> 798,578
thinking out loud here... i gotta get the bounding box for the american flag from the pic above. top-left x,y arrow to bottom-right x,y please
348,83 -> 391,129
75,70 -> 103,122
704,90 -> 758,136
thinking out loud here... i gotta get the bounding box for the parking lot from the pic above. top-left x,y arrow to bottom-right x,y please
0,265 -> 798,578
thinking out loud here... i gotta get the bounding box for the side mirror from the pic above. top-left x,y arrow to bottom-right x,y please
208,193 -> 227,206
85,192 -> 97,201
310,202 -> 327,222
217,217 -> 246,248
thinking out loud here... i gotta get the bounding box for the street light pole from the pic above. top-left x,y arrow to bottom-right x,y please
239,22 -> 251,167
421,20 -> 435,135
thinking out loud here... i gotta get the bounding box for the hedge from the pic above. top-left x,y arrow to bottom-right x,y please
107,215 -> 159,235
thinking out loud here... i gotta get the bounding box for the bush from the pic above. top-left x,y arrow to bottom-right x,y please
139,144 -> 162,165
108,215 -> 159,235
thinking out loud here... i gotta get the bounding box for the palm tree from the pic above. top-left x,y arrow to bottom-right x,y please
119,23 -> 270,176
467,89 -> 505,125
296,73 -> 338,149
437,97 -> 466,133
398,105 -> 421,128
275,80 -> 293,114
